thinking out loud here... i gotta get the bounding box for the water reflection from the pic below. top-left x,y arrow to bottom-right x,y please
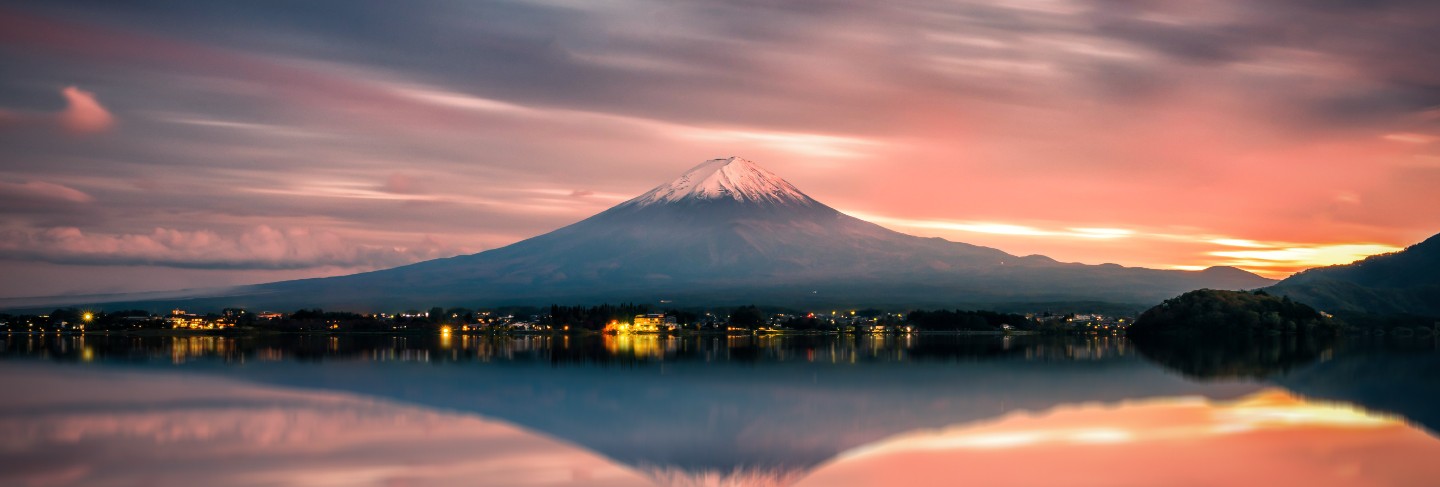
1,333 -> 1437,486
1130,334 -> 1440,435
798,389 -> 1440,487
1130,333 -> 1335,380
0,365 -> 650,487
2,333 -> 1070,365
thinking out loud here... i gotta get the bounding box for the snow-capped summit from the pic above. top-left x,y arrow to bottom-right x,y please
625,157 -> 814,207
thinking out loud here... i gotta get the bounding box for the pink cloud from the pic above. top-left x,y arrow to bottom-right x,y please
57,86 -> 114,134
0,180 -> 95,203
0,9 -> 490,134
0,226 -> 468,270
381,173 -> 417,194
0,2 -> 1435,288
0,86 -> 114,135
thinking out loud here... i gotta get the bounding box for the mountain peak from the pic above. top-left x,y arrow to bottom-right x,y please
625,157 -> 813,206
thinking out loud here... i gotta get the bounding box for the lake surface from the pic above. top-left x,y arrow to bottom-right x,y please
2,332 -> 1438,486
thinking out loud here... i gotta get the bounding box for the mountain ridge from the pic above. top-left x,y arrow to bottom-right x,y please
1268,232 -> 1440,316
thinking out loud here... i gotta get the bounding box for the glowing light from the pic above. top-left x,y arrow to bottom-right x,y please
1068,228 -> 1134,239
680,129 -> 880,159
935,222 -> 1050,236
1216,390 -> 1395,429
1208,238 -> 1270,248
847,212 -> 1137,240
1383,133 -> 1438,144
837,389 -> 1400,462
1208,243 -> 1401,268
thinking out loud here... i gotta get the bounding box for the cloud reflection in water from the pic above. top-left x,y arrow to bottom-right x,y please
0,365 -> 653,487
800,390 -> 1440,487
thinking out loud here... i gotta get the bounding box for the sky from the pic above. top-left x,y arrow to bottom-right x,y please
1,0 -> 1439,298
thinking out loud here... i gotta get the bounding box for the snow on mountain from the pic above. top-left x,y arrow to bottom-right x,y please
624,157 -> 814,207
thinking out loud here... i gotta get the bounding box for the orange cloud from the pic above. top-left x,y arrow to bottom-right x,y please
0,86 -> 114,135
846,211 -> 1402,277
1207,243 -> 1402,275
56,86 -> 114,134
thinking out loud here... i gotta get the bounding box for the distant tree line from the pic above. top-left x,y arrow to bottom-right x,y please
544,303 -> 651,331
906,309 -> 1038,331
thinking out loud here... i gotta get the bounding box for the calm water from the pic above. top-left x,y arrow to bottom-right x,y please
1,332 -> 1438,487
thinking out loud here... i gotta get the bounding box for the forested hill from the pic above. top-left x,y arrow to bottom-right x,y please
1128,289 -> 1333,337
1268,232 -> 1440,316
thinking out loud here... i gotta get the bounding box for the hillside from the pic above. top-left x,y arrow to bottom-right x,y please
1129,289 -> 1334,338
1269,233 -> 1440,316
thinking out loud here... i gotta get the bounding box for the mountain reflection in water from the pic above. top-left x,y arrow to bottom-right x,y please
0,333 -> 1436,487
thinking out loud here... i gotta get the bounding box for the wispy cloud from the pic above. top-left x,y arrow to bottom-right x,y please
390,80 -> 883,159
0,180 -> 94,204
0,0 -> 1436,295
848,210 -> 1401,277
849,212 -> 1137,239
0,226 -> 468,270
1207,243 -> 1402,273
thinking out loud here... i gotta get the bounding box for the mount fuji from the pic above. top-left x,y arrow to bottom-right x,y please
41,157 -> 1274,311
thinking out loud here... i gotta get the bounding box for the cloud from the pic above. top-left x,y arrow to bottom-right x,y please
0,226 -> 469,270
849,212 -> 1137,239
0,180 -> 94,204
848,209 -> 1404,277
57,86 -> 114,134
0,0 -> 1438,297
381,173 -> 417,194
1207,243 -> 1403,274
1383,133 -> 1437,144
0,86 -> 114,135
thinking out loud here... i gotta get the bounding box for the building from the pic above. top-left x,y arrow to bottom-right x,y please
633,313 -> 677,332
604,314 -> 678,333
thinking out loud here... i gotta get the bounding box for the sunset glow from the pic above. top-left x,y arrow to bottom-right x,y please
1,1 -> 1438,296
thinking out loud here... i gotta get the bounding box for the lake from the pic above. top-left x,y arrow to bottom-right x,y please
2,332 -> 1438,486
